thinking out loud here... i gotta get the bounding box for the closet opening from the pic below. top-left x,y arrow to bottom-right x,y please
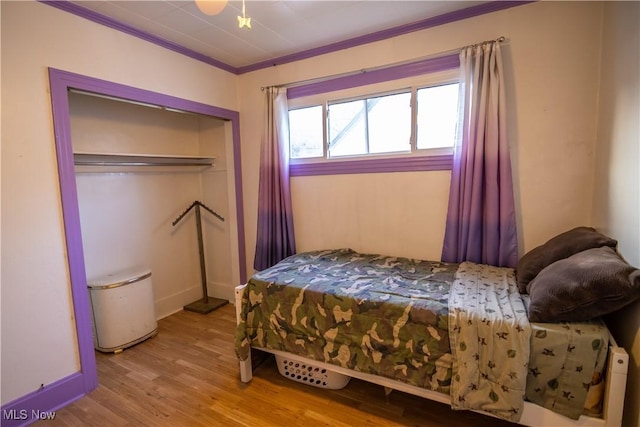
48,68 -> 246,396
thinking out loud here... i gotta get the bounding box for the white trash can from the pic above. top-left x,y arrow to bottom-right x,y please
87,268 -> 158,353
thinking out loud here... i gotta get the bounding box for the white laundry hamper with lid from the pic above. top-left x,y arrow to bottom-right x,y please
87,268 -> 158,353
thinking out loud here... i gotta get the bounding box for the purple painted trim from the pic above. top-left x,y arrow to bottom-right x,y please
237,1 -> 534,74
40,0 -> 531,76
290,155 -> 453,177
48,67 -> 247,280
38,67 -> 247,417
0,373 -> 85,427
230,118 -> 248,283
40,0 -> 238,74
287,54 -> 459,100
48,69 -> 98,395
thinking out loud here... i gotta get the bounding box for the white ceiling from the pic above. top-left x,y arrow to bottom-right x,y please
69,1 -> 487,70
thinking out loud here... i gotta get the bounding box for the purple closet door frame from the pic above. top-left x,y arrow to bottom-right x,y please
0,68 -> 247,426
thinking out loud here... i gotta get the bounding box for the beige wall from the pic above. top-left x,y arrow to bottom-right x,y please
1,1 -> 238,404
70,93 -> 235,319
592,2 -> 640,426
3,0 -> 637,422
238,1 -> 604,271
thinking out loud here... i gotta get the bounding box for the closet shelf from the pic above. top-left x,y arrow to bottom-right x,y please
74,152 -> 215,167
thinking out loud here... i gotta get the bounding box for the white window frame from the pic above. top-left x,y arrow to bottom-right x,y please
327,87 -> 412,159
288,69 -> 459,166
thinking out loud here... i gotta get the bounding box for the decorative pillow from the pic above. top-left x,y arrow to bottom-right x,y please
516,226 -> 617,293
527,246 -> 640,322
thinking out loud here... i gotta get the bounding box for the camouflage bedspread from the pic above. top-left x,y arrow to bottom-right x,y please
235,248 -> 458,393
235,249 -> 609,422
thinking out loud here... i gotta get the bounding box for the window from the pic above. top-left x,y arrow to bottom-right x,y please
289,82 -> 459,161
416,83 -> 459,150
328,92 -> 411,157
289,105 -> 323,159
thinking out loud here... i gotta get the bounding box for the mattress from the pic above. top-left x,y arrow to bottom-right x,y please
235,248 -> 609,420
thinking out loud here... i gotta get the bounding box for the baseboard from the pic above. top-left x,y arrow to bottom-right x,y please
154,284 -> 202,319
155,282 -> 235,320
0,372 -> 88,427
206,280 -> 235,303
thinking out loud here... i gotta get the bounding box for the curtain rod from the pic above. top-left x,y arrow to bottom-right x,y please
261,36 -> 506,91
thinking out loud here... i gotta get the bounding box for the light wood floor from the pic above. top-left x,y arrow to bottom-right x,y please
41,304 -> 517,426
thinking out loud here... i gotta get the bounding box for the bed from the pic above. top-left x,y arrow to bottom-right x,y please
235,228 -> 637,426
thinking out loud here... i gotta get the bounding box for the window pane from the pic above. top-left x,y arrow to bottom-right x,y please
417,83 -> 459,150
328,99 -> 367,157
368,92 -> 411,154
289,105 -> 323,159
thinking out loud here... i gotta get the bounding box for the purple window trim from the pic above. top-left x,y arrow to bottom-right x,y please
287,54 -> 458,177
290,155 -> 453,177
36,67 -> 247,416
40,0 -> 533,75
287,54 -> 459,100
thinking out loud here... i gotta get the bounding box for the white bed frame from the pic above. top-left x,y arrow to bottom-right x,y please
234,284 -> 629,427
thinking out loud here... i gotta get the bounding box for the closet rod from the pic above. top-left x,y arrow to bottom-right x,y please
260,35 -> 506,91
73,153 -> 214,167
75,161 -> 212,167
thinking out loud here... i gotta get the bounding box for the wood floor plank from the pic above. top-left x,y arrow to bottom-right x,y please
39,304 -> 517,426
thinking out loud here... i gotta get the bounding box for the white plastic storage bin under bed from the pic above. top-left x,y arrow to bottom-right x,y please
275,353 -> 351,389
87,268 -> 158,353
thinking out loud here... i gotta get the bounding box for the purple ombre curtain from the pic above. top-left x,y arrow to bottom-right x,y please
441,41 -> 518,268
254,87 -> 296,271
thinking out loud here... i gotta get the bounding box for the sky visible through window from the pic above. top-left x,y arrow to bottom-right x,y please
417,83 -> 459,150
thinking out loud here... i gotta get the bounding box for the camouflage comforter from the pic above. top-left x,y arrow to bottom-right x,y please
235,248 -> 458,393
235,249 -> 609,422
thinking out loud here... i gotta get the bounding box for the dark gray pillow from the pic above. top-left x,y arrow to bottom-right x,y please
527,247 -> 640,322
516,227 -> 617,293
